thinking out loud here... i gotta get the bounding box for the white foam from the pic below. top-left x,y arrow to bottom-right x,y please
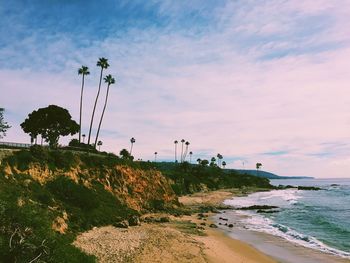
231,210 -> 350,259
223,189 -> 301,208
222,190 -> 350,259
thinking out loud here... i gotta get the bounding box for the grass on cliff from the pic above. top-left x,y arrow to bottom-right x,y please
155,162 -> 273,195
0,148 -> 140,263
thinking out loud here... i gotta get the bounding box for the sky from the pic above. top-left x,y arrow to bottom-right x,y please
1,0 -> 350,178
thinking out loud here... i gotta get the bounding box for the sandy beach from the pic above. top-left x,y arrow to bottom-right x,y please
74,189 -> 350,263
74,189 -> 277,262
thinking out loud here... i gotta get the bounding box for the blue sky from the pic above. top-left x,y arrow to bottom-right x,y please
1,0 -> 350,177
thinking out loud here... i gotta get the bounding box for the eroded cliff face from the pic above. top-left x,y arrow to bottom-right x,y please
3,162 -> 179,212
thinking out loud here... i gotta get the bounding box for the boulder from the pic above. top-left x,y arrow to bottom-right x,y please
228,224 -> 234,228
209,224 -> 218,228
128,215 -> 141,226
159,216 -> 170,223
114,220 -> 129,228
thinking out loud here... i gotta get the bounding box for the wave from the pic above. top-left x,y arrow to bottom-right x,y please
239,211 -> 350,259
225,188 -> 350,259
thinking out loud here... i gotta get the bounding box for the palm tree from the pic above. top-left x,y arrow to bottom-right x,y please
97,140 -> 103,151
183,141 -> 190,161
256,163 -> 262,176
78,65 -> 90,143
222,161 -> 227,168
87,57 -> 109,145
82,134 -> 86,143
217,153 -> 223,167
94,74 -> 115,148
174,140 -> 178,163
130,137 -> 136,155
180,139 -> 185,162
189,151 -> 193,163
197,158 -> 201,164
154,152 -> 158,162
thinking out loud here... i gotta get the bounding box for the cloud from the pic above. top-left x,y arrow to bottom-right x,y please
1,0 -> 350,177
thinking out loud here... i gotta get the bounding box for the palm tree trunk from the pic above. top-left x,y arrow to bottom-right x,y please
130,143 -> 133,155
181,142 -> 184,163
79,74 -> 85,143
94,83 -> 110,147
175,144 -> 177,162
183,146 -> 188,161
88,68 -> 103,146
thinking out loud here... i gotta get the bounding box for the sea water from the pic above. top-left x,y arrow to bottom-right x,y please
222,178 -> 350,259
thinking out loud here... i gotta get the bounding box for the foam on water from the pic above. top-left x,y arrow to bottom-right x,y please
233,210 -> 350,259
224,189 -> 301,208
223,183 -> 350,259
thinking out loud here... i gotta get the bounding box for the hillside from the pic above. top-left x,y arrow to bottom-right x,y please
235,169 -> 313,179
0,148 -> 273,262
0,148 -> 179,262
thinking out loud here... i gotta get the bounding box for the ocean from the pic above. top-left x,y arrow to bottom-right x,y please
218,178 -> 350,261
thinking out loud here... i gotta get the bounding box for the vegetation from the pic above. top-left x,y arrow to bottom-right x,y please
130,137 -> 136,155
154,162 -> 273,196
0,148 -> 155,262
0,108 -> 11,139
87,57 -> 110,146
78,65 -> 90,143
94,74 -> 116,147
20,105 -> 79,148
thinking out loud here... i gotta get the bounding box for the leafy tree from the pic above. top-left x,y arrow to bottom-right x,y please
196,158 -> 201,164
210,157 -> 217,167
21,105 -> 79,148
87,57 -> 109,145
78,65 -> 90,143
200,159 -> 209,166
94,74 -> 115,147
120,148 -> 132,160
130,137 -> 136,155
0,108 -> 11,139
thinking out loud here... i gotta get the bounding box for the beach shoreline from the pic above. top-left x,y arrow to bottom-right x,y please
74,188 -> 349,262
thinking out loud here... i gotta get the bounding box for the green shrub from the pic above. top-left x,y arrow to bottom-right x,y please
47,176 -> 98,211
30,145 -> 49,161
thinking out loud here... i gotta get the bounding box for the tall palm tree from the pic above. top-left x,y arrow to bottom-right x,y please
97,140 -> 103,151
130,137 -> 136,155
87,57 -> 109,145
197,158 -> 201,164
180,139 -> 185,162
256,162 -> 262,176
78,65 -> 90,143
82,134 -> 86,143
217,153 -> 223,167
183,141 -> 190,161
174,140 -> 178,163
94,74 -> 115,147
154,152 -> 158,162
189,151 -> 193,163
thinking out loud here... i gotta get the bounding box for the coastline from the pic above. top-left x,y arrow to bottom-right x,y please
213,189 -> 350,263
74,189 -> 277,262
74,188 -> 349,262
179,189 -> 277,263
